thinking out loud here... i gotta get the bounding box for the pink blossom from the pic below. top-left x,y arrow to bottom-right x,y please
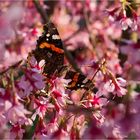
17,75 -> 33,97
45,117 -> 58,134
5,101 -> 31,124
17,67 -> 45,97
104,77 -> 127,97
47,76 -> 70,96
120,17 -> 133,30
0,88 -> 5,97
50,128 -> 68,139
28,55 -> 45,73
31,97 -> 54,120
82,119 -> 105,139
34,118 -> 48,137
91,92 -> 108,107
10,123 -> 25,139
0,114 -> 7,127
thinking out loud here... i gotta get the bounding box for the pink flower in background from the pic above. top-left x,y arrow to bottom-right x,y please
82,119 -> 105,139
0,3 -> 24,41
106,2 -> 140,31
17,66 -> 45,97
17,76 -> 33,97
10,123 -> 25,139
104,77 -> 127,97
5,101 -> 31,124
0,114 -> 7,127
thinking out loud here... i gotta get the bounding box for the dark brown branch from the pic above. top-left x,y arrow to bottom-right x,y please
33,0 -> 49,23
63,45 -> 83,74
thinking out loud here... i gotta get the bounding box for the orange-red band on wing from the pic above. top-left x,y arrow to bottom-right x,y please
40,42 -> 64,54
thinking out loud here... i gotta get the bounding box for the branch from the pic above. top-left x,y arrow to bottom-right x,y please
63,28 -> 81,43
63,45 -> 83,74
0,60 -> 23,75
33,0 -> 49,23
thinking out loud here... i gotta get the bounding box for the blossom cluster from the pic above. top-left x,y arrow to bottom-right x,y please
0,0 -> 140,139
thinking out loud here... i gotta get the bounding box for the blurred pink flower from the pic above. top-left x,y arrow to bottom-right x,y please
82,119 -> 105,139
0,114 -> 7,127
17,76 -> 33,97
10,123 -> 25,139
5,101 -> 31,124
17,67 -> 45,97
50,128 -> 68,140
104,77 -> 127,97
34,118 -> 48,137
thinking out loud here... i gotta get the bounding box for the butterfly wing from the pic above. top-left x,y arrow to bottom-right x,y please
65,70 -> 94,90
33,22 -> 64,76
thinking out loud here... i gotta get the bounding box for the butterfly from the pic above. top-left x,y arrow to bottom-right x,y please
31,22 -> 94,90
32,22 -> 64,76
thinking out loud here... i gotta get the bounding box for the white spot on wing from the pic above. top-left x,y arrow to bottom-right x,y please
82,78 -> 88,84
52,34 -> 60,40
46,33 -> 50,37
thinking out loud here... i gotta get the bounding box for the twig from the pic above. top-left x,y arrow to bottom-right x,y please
128,80 -> 140,84
33,0 -> 49,23
63,28 -> 81,43
83,1 -> 100,59
0,60 -> 23,75
63,45 -> 83,74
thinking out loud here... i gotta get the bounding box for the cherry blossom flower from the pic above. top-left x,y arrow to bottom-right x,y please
10,123 -> 25,139
28,55 -> 45,73
5,101 -> 31,124
31,97 -> 54,120
106,1 -> 140,31
17,66 -> 45,97
104,77 -> 127,97
82,119 -> 105,139
33,118 -> 48,138
50,128 -> 68,139
120,17 -> 133,31
91,92 -> 108,107
51,90 -> 67,108
17,76 -> 33,97
0,114 -> 7,127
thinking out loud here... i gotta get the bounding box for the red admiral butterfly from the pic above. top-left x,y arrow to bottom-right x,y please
32,22 -> 94,90
32,22 -> 64,76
